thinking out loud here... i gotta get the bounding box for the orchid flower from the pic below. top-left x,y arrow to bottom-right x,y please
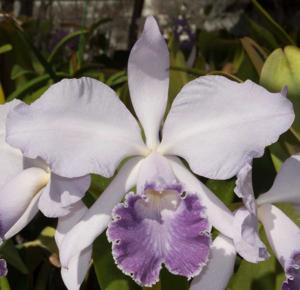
0,100 -> 90,281
235,154 -> 300,290
6,16 -> 294,287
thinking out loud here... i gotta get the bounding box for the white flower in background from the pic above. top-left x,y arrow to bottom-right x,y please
0,101 -> 91,286
235,154 -> 300,290
5,16 -> 294,289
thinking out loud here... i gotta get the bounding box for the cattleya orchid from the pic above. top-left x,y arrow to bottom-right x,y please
0,101 -> 91,286
235,154 -> 300,290
5,16 -> 294,288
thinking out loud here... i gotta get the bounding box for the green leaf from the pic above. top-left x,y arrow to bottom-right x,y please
0,84 -> 5,104
0,277 -> 10,290
7,74 -> 51,101
33,262 -> 50,290
240,37 -> 267,75
260,46 -> 300,134
93,233 -> 141,290
251,0 -> 295,46
244,17 -> 279,51
205,179 -> 236,207
229,256 -> 277,290
0,44 -> 12,55
48,30 -> 88,63
0,241 -> 28,274
160,268 -> 188,290
11,65 -> 36,80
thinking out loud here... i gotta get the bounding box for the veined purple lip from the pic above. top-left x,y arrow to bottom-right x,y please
107,182 -> 211,286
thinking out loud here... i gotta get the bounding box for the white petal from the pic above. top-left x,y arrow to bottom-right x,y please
6,78 -> 147,178
0,100 -> 23,189
257,154 -> 300,206
55,201 -> 92,290
234,162 -> 256,214
258,204 -> 300,267
128,16 -> 169,149
38,173 -> 91,218
1,167 -> 49,239
59,157 -> 143,267
4,193 -> 41,240
232,208 -> 269,263
189,235 -> 236,290
61,247 -> 92,290
159,76 -> 294,179
168,157 -> 235,238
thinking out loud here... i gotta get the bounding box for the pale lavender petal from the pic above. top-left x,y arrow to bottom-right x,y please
0,259 -> 7,276
0,167 -> 49,237
234,161 -> 256,214
233,208 -> 269,263
0,100 -> 23,189
190,235 -> 236,290
258,204 -> 300,290
107,187 -> 211,287
159,76 -> 294,180
38,173 -> 91,218
257,154 -> 300,206
282,252 -> 300,290
128,16 -> 169,149
6,77 -> 146,178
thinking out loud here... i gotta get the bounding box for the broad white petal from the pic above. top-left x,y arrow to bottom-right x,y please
168,157 -> 234,238
1,167 -> 49,239
38,173 -> 91,218
189,235 -> 236,290
257,154 -> 300,206
0,100 -> 23,188
159,76 -> 294,179
61,248 -> 92,290
56,201 -> 92,290
128,16 -> 169,149
4,193 -> 41,239
6,78 -> 147,178
258,204 -> 300,267
59,157 -> 143,267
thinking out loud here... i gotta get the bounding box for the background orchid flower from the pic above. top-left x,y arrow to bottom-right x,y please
0,100 -> 90,248
236,154 -> 300,290
6,16 -> 294,287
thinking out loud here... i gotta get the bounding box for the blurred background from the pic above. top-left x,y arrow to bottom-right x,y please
1,1 -> 300,290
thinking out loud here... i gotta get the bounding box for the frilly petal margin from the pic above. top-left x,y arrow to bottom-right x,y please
282,252 -> 300,290
6,77 -> 147,178
107,190 -> 211,287
38,173 -> 91,218
59,157 -> 143,268
159,76 -> 294,180
189,235 -> 236,290
128,16 -> 169,149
